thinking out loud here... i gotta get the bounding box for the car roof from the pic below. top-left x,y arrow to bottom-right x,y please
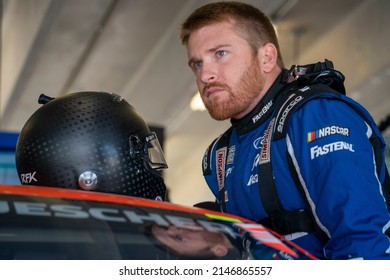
0,184 -> 248,222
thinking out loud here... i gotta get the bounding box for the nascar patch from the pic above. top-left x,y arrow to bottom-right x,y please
307,125 -> 349,142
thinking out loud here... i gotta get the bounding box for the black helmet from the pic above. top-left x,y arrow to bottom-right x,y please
15,91 -> 167,200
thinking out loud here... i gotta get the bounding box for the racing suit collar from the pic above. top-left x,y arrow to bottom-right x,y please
231,70 -> 289,135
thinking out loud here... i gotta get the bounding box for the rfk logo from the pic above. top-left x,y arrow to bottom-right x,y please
20,172 -> 37,184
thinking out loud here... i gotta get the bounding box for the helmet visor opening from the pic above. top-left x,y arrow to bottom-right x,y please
145,132 -> 168,170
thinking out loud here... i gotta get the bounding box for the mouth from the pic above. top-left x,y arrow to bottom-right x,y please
204,86 -> 225,98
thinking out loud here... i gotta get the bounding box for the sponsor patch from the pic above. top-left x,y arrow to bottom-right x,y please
216,147 -> 227,191
277,95 -> 304,133
259,118 -> 275,164
252,100 -> 273,123
202,145 -> 213,175
226,167 -> 233,178
307,125 -> 350,142
253,135 -> 264,150
310,141 -> 354,159
202,154 -> 208,172
227,145 -> 235,164
247,174 -> 258,186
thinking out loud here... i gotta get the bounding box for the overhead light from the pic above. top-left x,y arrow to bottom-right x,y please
190,92 -> 206,111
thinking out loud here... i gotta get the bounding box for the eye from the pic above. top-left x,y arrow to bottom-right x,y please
192,61 -> 203,71
216,50 -> 227,58
174,234 -> 184,242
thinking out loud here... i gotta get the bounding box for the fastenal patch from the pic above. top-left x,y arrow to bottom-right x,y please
310,141 -> 354,159
307,125 -> 350,142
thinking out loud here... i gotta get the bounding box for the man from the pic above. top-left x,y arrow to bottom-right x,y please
150,224 -> 236,259
179,1 -> 390,259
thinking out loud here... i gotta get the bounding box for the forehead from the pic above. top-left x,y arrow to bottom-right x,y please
187,21 -> 246,54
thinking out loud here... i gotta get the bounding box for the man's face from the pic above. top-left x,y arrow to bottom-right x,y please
187,21 -> 267,120
151,224 -> 222,257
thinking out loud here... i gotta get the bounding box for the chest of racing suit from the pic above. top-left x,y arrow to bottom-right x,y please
202,72 -> 390,259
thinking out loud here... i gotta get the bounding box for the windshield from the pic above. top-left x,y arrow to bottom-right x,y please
0,192 -> 311,260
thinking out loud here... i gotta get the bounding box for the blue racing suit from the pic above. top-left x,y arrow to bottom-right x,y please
202,70 -> 390,259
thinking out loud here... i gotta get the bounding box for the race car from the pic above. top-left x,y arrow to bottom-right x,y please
0,184 -> 316,260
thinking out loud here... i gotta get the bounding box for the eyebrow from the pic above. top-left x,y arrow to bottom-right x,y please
188,43 -> 233,67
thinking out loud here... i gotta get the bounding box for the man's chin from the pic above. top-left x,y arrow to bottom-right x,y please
207,105 -> 238,120
208,110 -> 231,121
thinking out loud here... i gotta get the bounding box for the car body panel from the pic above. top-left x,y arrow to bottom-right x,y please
0,184 -> 316,260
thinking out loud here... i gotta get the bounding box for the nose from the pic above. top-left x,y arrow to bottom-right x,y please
166,225 -> 182,235
200,62 -> 217,84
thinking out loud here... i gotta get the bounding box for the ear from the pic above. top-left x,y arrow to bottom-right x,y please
257,43 -> 278,73
210,244 -> 228,257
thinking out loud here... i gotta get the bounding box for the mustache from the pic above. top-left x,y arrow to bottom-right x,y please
202,82 -> 229,96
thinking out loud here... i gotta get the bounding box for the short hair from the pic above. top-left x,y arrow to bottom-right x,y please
179,1 -> 284,68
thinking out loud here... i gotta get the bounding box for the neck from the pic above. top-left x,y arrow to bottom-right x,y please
233,66 -> 282,119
